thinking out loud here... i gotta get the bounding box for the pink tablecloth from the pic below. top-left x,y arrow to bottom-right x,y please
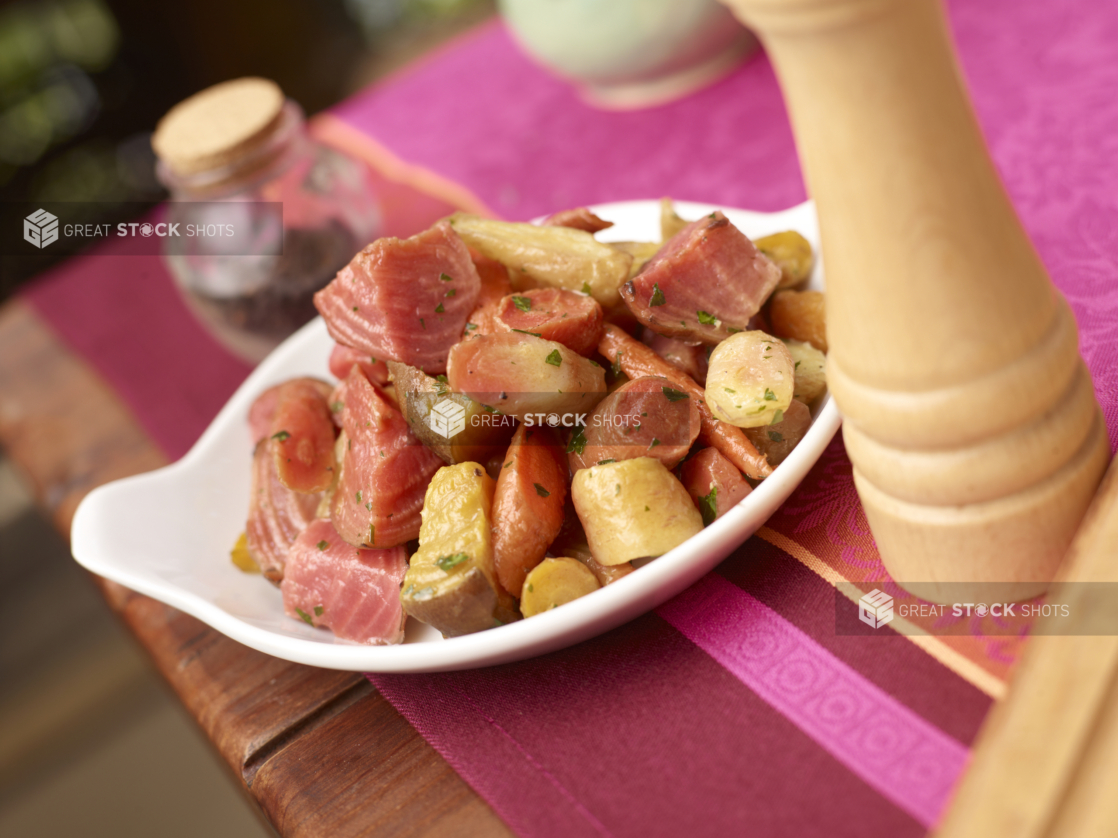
25,1 -> 1118,835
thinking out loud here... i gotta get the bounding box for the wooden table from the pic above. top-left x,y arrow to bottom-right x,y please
0,297 -> 515,838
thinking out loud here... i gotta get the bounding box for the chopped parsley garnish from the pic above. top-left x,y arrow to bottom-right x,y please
435,302 -> 445,313
356,490 -> 362,502
446,288 -> 456,297
581,282 -> 592,295
697,310 -> 717,325
271,430 -> 291,441
588,359 -> 600,367
503,461 -> 512,468
331,401 -> 344,413
295,607 -> 314,626
662,386 -> 688,402
436,552 -> 469,571
597,458 -> 616,465
533,483 -> 551,498
649,283 -> 666,307
419,318 -> 426,329
545,349 -> 563,367
352,305 -> 359,312
698,486 -> 718,527
512,296 -> 533,312
795,361 -> 801,370
368,525 -> 375,546
644,505 -> 650,511
465,322 -> 479,331
316,540 -> 329,551
727,327 -> 742,334
527,584 -> 534,593
511,328 -> 542,337
771,409 -> 784,424
440,272 -> 454,282
611,351 -> 623,378
314,605 -> 324,617
434,374 -> 449,396
768,430 -> 784,442
566,426 -> 587,455
764,388 -> 777,401
649,438 -> 661,449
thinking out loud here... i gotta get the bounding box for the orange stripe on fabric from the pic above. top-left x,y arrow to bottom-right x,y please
756,526 -> 1007,700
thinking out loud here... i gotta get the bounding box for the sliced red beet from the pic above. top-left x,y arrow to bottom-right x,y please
331,366 -> 444,549
314,221 -> 480,373
248,378 -> 332,445
621,211 -> 781,344
680,447 -> 752,525
281,519 -> 408,645
447,331 -> 606,421
491,424 -> 568,598
495,288 -> 604,356
268,379 -> 338,494
568,375 -> 700,473
328,344 -> 390,385
246,440 -> 322,583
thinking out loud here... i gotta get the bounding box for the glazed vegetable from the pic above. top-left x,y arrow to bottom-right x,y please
494,287 -> 604,356
447,331 -> 607,421
568,375 -> 700,473
660,197 -> 688,241
268,378 -> 338,493
330,366 -> 444,549
520,558 -> 601,617
230,532 -> 259,573
541,207 -> 613,233
572,457 -> 703,566
248,378 -> 333,446
492,424 -> 568,598
769,289 -> 827,352
705,331 -> 795,428
328,344 -> 390,385
784,338 -> 827,404
642,329 -> 708,384
754,231 -> 814,289
448,213 -> 633,308
401,462 -> 519,636
743,398 -> 813,467
621,211 -> 781,345
463,251 -> 513,338
680,448 -> 753,525
387,360 -> 513,465
246,438 -> 322,582
599,324 -> 772,479
548,501 -> 635,584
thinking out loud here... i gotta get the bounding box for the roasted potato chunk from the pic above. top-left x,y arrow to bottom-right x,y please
520,558 -> 601,617
783,339 -> 827,404
401,462 -> 518,636
388,361 -> 514,465
769,289 -> 827,352
742,398 -> 813,467
754,231 -> 814,289
448,213 -> 632,308
705,331 -> 795,428
572,458 -> 703,566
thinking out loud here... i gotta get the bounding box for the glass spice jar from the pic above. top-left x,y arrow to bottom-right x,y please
152,77 -> 381,362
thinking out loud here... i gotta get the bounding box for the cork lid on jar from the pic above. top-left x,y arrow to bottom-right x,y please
152,77 -> 286,177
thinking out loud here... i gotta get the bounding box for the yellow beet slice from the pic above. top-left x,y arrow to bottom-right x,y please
230,532 -> 260,573
401,462 -> 518,636
572,457 -> 703,566
520,558 -> 600,617
755,230 -> 814,289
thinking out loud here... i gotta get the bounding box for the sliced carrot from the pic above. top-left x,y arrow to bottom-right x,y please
463,250 -> 513,338
598,324 -> 772,479
495,288 -> 603,356
491,424 -> 568,598
680,448 -> 753,525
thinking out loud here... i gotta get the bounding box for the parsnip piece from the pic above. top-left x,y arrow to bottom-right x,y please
610,241 -> 661,278
660,197 -> 688,241
448,213 -> 632,308
520,558 -> 600,617
782,339 -> 827,404
743,398 -> 813,467
755,231 -> 814,289
572,458 -> 703,565
705,331 -> 794,428
769,289 -> 827,352
401,462 -> 519,636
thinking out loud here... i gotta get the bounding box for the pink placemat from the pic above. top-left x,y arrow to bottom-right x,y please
23,0 -> 1118,835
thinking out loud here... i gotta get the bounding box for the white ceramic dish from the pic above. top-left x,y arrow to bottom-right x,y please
71,199 -> 839,672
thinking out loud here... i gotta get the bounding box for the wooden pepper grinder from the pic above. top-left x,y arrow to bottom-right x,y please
720,0 -> 1109,602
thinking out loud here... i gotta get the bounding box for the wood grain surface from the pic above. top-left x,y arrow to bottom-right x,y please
0,298 -> 513,838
